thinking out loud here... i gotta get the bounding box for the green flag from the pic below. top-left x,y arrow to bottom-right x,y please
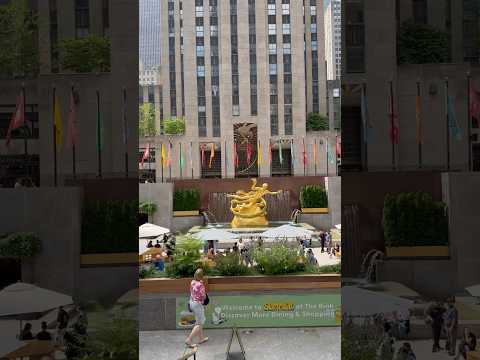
279,140 -> 283,164
179,143 -> 184,168
327,139 -> 335,164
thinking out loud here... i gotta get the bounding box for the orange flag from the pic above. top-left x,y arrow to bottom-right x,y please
209,143 -> 215,168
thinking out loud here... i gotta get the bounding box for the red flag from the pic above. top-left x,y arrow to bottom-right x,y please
388,92 -> 399,144
302,140 -> 308,165
268,142 -> 272,164
140,143 -> 150,169
233,142 -> 239,168
200,144 -> 205,167
335,136 -> 341,157
246,141 -> 253,165
67,90 -> 77,148
470,82 -> 480,121
6,93 -> 25,147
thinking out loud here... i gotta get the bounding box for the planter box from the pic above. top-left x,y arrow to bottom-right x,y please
140,274 -> 340,294
173,210 -> 200,217
81,252 -> 138,266
301,208 -> 329,214
385,246 -> 449,258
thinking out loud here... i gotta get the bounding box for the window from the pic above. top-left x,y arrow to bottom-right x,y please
345,0 -> 365,73
283,23 -> 291,34
75,0 -> 90,38
412,0 -> 427,25
102,0 -> 109,36
282,4 -> 290,14
269,43 -> 277,54
269,24 -> 277,35
268,4 -> 276,15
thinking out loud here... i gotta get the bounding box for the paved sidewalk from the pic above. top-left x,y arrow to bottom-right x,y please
140,327 -> 340,360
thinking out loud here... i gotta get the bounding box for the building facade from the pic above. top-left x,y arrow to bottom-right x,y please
0,0 -> 138,187
140,0 -> 162,70
324,0 -> 341,80
143,0 -> 336,181
342,0 -> 480,172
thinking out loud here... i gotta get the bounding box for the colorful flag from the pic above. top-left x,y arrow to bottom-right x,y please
200,144 -> 205,167
233,142 -> 239,168
161,143 -> 166,168
327,139 -> 335,164
5,92 -> 25,146
246,141 -> 253,165
447,95 -> 462,140
257,141 -> 262,166
54,94 -> 63,149
179,143 -> 184,169
388,90 -> 399,144
268,141 -> 272,164
335,136 -> 341,157
209,143 -> 215,168
470,82 -> 480,121
313,140 -> 318,166
140,143 -> 150,169
361,84 -> 373,143
302,139 -> 308,166
189,141 -> 193,172
290,139 -> 295,164
415,89 -> 423,145
67,90 -> 77,148
167,142 -> 172,166
278,140 -> 283,165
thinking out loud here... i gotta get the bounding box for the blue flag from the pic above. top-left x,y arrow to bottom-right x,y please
447,95 -> 462,141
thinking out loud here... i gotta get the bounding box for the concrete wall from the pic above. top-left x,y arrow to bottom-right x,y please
139,183 -> 173,228
0,188 -> 82,298
172,216 -> 204,233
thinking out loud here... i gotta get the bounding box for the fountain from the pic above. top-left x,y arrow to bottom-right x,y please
227,179 -> 282,228
290,209 -> 301,224
360,249 -> 384,283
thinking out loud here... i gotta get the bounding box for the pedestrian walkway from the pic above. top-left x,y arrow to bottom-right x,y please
140,327 -> 340,360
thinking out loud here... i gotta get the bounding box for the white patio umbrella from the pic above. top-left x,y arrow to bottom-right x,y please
342,286 -> 413,317
334,224 -> 341,230
193,228 -> 239,241
139,223 -> 170,238
260,224 -> 313,239
466,284 -> 480,298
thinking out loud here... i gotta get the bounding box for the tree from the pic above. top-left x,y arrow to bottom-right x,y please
0,0 -> 39,78
164,117 -> 186,135
139,103 -> 156,137
306,112 -> 329,131
398,21 -> 449,64
59,35 -> 111,73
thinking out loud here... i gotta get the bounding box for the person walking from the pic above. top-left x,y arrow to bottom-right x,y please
56,305 -> 70,346
320,232 -> 326,253
377,322 -> 395,360
425,300 -> 446,353
444,296 -> 459,356
185,268 -> 209,348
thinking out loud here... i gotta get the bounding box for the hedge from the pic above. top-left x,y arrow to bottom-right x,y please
382,192 -> 448,247
0,232 -> 41,259
164,118 -> 186,135
139,201 -> 157,215
173,188 -> 200,211
82,200 -> 138,254
300,185 -> 328,208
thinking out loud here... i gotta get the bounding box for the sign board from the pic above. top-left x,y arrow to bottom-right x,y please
176,293 -> 341,329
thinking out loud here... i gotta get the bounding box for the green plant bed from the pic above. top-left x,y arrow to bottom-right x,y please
0,232 -> 41,259
165,236 -> 207,278
300,185 -> 328,208
173,188 -> 200,212
383,192 -> 448,247
59,35 -> 111,73
164,118 -> 186,135
139,201 -> 157,215
214,253 -> 253,276
252,242 -> 305,275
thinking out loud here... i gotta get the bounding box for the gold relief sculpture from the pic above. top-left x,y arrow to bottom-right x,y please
228,178 -> 282,228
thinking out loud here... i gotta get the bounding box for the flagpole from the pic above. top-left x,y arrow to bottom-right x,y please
179,142 -> 183,179
169,141 -> 172,181
191,141 -> 194,179
445,78 -> 450,171
123,87 -> 129,178
161,143 -> 164,183
417,81 -> 422,169
314,138 -> 317,176
148,141 -> 151,181
467,73 -> 472,172
224,140 -> 227,179
389,81 -> 396,170
96,90 -> 102,178
71,85 -> 76,180
362,83 -> 368,171
326,139 -> 329,176
52,86 -> 58,187
22,83 -> 29,180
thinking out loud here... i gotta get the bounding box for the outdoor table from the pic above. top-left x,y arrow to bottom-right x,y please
3,340 -> 58,360
468,351 -> 480,360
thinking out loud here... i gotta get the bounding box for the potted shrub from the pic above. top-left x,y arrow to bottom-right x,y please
173,188 -> 200,217
0,232 -> 41,259
383,192 -> 449,257
299,185 -> 329,213
164,118 -> 186,136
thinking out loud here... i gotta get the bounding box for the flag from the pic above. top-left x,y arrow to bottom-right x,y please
140,143 -> 150,169
233,142 -> 239,168
313,140 -> 318,166
209,143 -> 215,168
327,139 -> 335,164
54,94 -> 63,149
201,144 -> 205,167
302,139 -> 308,166
161,143 -> 166,168
268,141 -> 272,164
167,142 -> 172,166
470,82 -> 480,121
189,142 -> 193,172
257,141 -> 262,166
67,90 -> 77,148
335,136 -> 341,157
290,139 -> 295,164
388,90 -> 399,144
179,143 -> 184,169
361,84 -> 373,143
278,140 -> 283,165
416,89 -> 423,145
447,95 -> 462,140
5,92 -> 25,146
246,141 -> 253,164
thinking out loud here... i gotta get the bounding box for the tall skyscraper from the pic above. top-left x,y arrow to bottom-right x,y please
324,0 -> 341,80
140,0 -> 161,70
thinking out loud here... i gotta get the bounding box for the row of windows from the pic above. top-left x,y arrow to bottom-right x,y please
168,0 -> 177,117
231,0 -> 240,116
210,0 -> 221,137
248,0 -> 258,116
196,0 -> 206,136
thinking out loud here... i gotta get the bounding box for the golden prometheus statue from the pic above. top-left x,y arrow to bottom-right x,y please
227,179 -> 282,228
